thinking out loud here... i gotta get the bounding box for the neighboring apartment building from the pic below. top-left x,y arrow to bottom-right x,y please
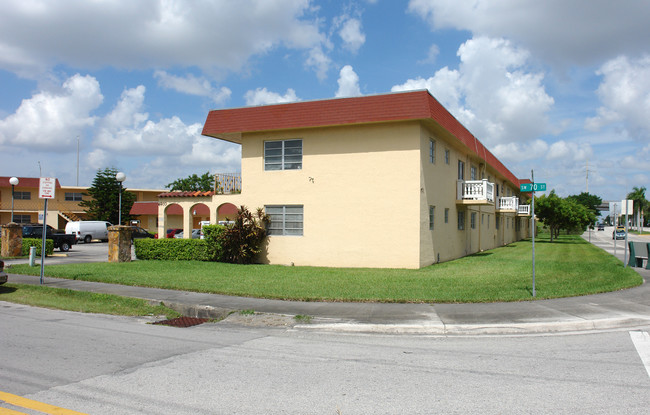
0,176 -> 164,232
158,90 -> 532,268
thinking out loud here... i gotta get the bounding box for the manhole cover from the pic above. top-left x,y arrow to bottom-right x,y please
153,317 -> 209,327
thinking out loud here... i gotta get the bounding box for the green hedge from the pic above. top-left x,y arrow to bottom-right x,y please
134,238 -> 211,261
21,238 -> 54,256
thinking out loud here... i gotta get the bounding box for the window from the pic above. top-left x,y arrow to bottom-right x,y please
470,165 -> 478,180
458,211 -> 465,230
445,149 -> 450,165
458,160 -> 465,180
65,192 -> 83,201
471,212 -> 477,229
444,208 -> 449,224
264,139 -> 302,171
13,214 -> 31,224
266,205 -> 303,236
14,191 -> 31,200
429,139 -> 436,164
429,206 -> 435,230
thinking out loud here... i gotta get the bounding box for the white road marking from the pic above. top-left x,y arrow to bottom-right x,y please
630,331 -> 650,378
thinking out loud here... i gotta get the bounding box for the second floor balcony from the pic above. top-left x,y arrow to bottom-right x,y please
456,179 -> 494,205
497,196 -> 519,212
517,204 -> 531,216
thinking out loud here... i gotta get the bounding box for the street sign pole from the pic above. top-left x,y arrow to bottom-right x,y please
38,177 -> 56,285
531,169 -> 536,297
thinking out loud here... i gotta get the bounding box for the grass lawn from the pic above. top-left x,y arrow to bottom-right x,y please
6,233 -> 642,303
0,283 -> 181,318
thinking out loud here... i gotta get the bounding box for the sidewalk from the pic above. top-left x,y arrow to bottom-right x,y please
5,233 -> 650,335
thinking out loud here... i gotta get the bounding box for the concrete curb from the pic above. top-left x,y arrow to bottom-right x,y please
295,317 -> 650,335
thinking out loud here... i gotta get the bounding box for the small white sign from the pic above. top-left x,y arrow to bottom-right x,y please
39,177 -> 56,199
621,199 -> 634,215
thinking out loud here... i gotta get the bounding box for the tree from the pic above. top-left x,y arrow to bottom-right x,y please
567,192 -> 602,224
535,191 -> 595,242
79,167 -> 136,224
626,186 -> 647,232
220,206 -> 270,264
166,172 -> 214,192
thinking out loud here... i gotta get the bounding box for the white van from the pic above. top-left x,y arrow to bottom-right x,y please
65,221 -> 112,243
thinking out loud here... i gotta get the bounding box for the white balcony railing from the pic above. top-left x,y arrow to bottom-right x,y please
497,196 -> 519,211
518,204 -> 531,215
457,179 -> 494,203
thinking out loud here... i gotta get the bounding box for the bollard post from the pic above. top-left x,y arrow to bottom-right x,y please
29,246 -> 36,266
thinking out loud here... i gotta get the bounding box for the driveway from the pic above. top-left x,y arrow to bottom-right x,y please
3,240 -> 112,266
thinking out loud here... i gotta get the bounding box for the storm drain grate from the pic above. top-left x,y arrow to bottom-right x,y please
153,317 -> 210,327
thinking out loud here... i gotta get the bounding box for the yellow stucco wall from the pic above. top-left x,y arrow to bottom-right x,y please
157,119 -> 531,268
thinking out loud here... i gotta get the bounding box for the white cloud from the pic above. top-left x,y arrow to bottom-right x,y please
407,0 -> 650,66
585,55 -> 650,141
244,88 -> 300,106
0,74 -> 103,150
0,0 -> 324,77
492,139 -> 549,163
154,71 -> 231,105
338,18 -> 366,53
335,65 -> 362,98
305,46 -> 332,80
418,44 -> 440,64
392,37 -> 553,146
94,85 -> 202,156
546,140 -> 593,161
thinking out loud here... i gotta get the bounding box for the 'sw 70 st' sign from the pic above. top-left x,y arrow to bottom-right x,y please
520,182 -> 546,192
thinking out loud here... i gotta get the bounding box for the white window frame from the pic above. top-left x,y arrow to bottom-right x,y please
264,139 -> 302,171
265,205 -> 304,236
429,139 -> 436,164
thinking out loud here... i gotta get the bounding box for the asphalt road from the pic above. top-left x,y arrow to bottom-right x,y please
1,303 -> 649,414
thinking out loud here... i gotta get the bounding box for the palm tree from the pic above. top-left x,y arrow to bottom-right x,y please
626,186 -> 647,233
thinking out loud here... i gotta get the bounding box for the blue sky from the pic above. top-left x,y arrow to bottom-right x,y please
1,0 -> 649,203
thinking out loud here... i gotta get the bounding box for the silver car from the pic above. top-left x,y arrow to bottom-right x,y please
0,260 -> 8,285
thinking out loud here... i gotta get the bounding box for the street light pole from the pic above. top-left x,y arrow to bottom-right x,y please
116,172 -> 126,225
9,177 -> 19,223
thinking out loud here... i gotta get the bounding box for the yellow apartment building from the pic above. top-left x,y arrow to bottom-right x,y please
158,90 -> 532,268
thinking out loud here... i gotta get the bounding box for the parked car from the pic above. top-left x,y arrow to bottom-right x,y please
612,226 -> 626,240
65,221 -> 112,243
174,229 -> 201,239
22,224 -> 77,252
597,223 -> 605,231
0,260 -> 7,285
166,228 -> 182,238
131,227 -> 155,239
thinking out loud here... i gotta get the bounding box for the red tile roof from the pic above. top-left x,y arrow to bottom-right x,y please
158,191 -> 215,198
0,176 -> 62,188
202,90 -> 524,187
130,201 -> 159,215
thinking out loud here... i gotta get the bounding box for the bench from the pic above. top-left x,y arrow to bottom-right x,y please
627,241 -> 650,269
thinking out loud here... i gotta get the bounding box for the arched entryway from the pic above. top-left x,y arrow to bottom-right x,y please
164,203 -> 184,238
217,203 -> 238,224
190,203 -> 210,229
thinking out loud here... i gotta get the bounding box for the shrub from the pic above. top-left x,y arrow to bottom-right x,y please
202,224 -> 226,261
221,206 -> 269,264
134,238 -> 210,261
21,238 -> 54,256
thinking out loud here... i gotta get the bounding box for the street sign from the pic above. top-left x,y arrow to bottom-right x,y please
39,177 -> 56,199
520,182 -> 546,192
